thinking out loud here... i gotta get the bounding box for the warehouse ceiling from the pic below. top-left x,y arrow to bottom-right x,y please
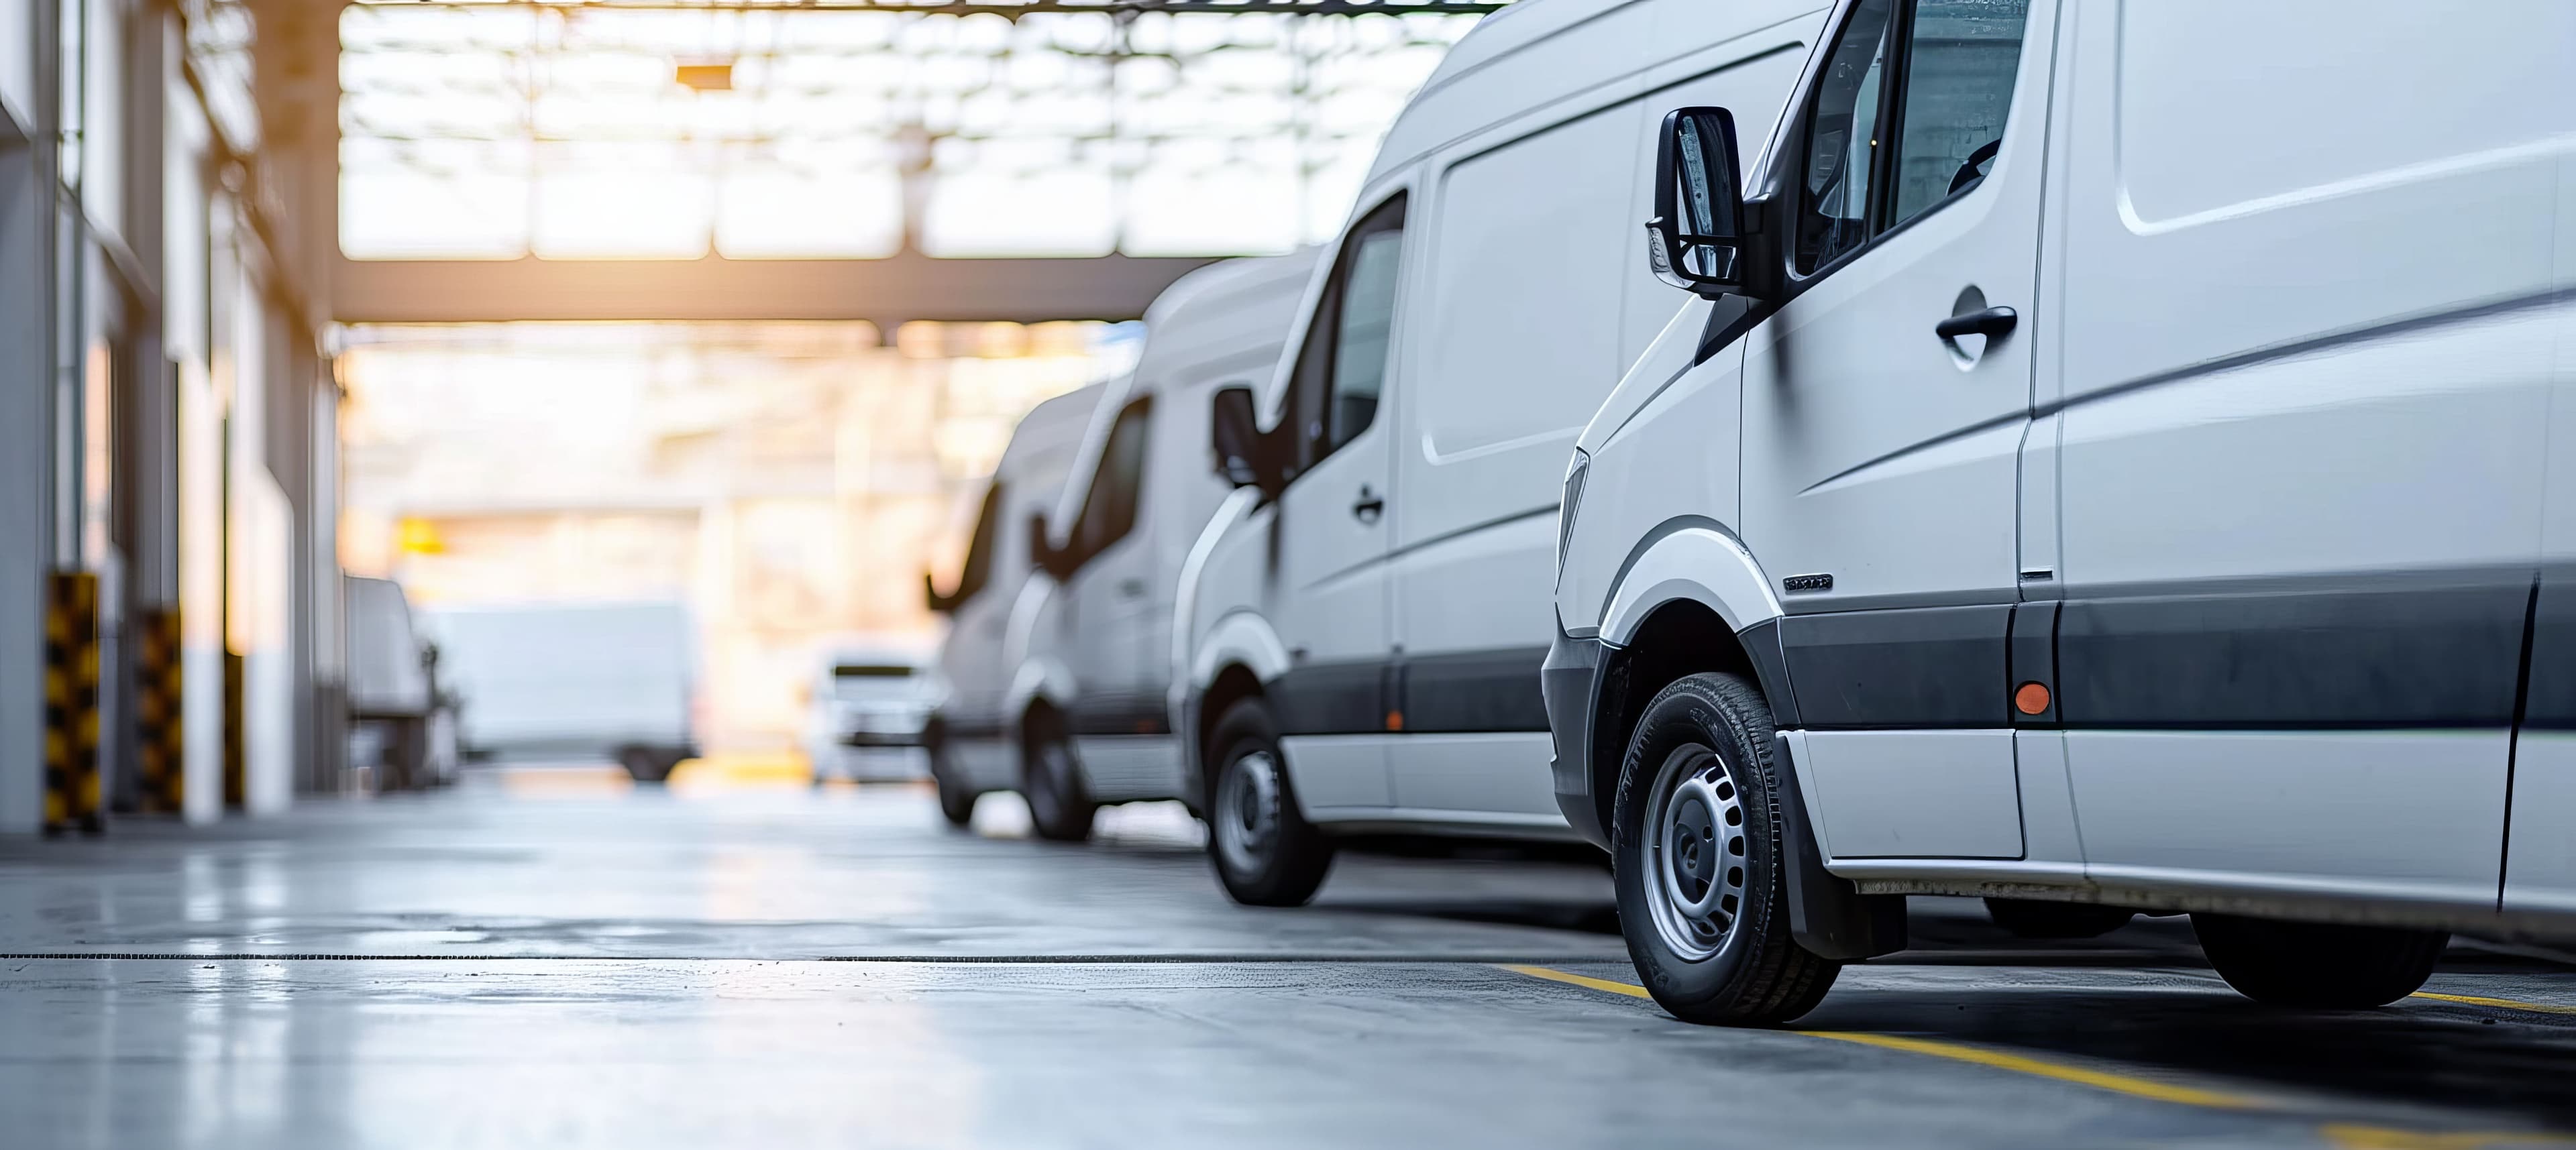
312,0 -> 1509,323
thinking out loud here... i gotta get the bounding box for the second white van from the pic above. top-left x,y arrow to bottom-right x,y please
1178,0 -> 1831,905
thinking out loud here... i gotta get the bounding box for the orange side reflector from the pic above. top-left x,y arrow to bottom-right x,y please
1385,711 -> 1405,733
2013,681 -> 2051,716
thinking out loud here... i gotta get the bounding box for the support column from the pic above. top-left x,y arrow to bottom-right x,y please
0,0 -> 56,834
251,0 -> 339,797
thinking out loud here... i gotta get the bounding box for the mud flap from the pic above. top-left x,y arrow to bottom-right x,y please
1770,732 -> 1906,960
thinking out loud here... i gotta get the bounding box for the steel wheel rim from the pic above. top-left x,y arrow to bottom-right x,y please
1641,742 -> 1749,962
1214,748 -> 1282,876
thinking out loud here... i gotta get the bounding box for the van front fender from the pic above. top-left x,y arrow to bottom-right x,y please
1005,655 -> 1076,740
1596,520 -> 1782,645
1187,610 -> 1291,694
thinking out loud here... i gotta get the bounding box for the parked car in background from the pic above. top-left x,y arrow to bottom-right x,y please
1180,0 -> 1829,906
1548,0 -> 2576,1025
425,600 -> 698,781
801,638 -> 938,783
924,382 -> 1108,825
1005,250 -> 1320,842
344,575 -> 456,789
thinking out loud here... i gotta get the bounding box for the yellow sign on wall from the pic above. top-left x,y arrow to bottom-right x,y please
395,517 -> 445,555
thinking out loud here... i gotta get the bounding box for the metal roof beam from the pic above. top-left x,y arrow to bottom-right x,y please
342,2 -> 1509,13
330,251 -> 1224,325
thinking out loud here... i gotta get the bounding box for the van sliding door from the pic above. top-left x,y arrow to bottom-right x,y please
2047,4 -> 2561,906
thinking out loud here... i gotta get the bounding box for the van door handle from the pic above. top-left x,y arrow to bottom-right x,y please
1352,486 -> 1385,524
1935,306 -> 2017,341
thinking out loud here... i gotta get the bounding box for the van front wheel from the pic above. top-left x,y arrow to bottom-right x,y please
1207,699 -> 1334,907
2192,913 -> 2446,1009
616,745 -> 680,785
1613,673 -> 1839,1026
1022,719 -> 1096,843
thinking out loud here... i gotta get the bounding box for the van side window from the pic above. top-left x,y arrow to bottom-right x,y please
1073,398 -> 1152,561
953,481 -> 1004,603
1794,0 -> 2032,274
1796,0 -> 1896,274
1329,229 -> 1403,451
1288,194 -> 1409,475
1888,0 -> 2031,226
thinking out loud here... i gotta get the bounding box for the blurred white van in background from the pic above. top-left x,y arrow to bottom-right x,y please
924,382 -> 1108,825
425,600 -> 698,781
344,575 -> 455,789
800,638 -> 938,784
1003,251 -> 1321,842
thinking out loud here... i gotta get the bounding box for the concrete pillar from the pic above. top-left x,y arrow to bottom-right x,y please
0,0 -> 56,834
164,17 -> 225,824
250,0 -> 339,797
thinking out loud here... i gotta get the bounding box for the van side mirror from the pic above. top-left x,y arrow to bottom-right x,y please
1027,513 -> 1064,581
1646,107 -> 1752,300
923,571 -> 953,615
1210,384 -> 1269,493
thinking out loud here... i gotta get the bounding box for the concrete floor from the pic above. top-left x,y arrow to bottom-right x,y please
3,767 -> 2574,1149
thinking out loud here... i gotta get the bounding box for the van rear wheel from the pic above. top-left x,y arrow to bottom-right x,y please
1022,718 -> 1095,843
1207,699 -> 1334,907
1612,672 -> 1839,1026
616,745 -> 679,784
927,738 -> 976,829
2192,913 -> 2447,1009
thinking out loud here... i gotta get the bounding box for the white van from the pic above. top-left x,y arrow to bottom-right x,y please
1179,0 -> 1831,905
1549,0 -> 2576,1023
344,576 -> 446,789
924,382 -> 1106,825
425,600 -> 696,781
1004,251 -> 1321,841
800,638 -> 938,784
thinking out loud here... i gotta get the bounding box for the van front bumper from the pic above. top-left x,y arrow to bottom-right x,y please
1542,626 -> 1611,850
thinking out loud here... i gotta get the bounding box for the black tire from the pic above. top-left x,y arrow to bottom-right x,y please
1612,672 -> 1839,1026
2192,913 -> 2447,1009
1205,699 -> 1334,907
386,717 -> 429,792
1021,714 -> 1095,843
1985,897 -> 2137,940
617,745 -> 677,784
927,737 -> 977,829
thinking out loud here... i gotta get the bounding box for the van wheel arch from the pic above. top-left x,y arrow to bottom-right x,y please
1593,601 -> 1763,843
1195,665 -> 1267,815
1598,599 -> 1903,962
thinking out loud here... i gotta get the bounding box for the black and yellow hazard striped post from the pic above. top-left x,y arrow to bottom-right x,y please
134,608 -> 184,813
44,572 -> 103,836
223,648 -> 246,810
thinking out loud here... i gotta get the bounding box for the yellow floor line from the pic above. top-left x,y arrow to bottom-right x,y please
1793,1029 -> 2267,1109
2321,1124 -> 2576,1149
1501,964 -> 2262,1108
1498,964 -> 1655,998
2412,991 -> 2576,1017
1500,965 -> 2576,1147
